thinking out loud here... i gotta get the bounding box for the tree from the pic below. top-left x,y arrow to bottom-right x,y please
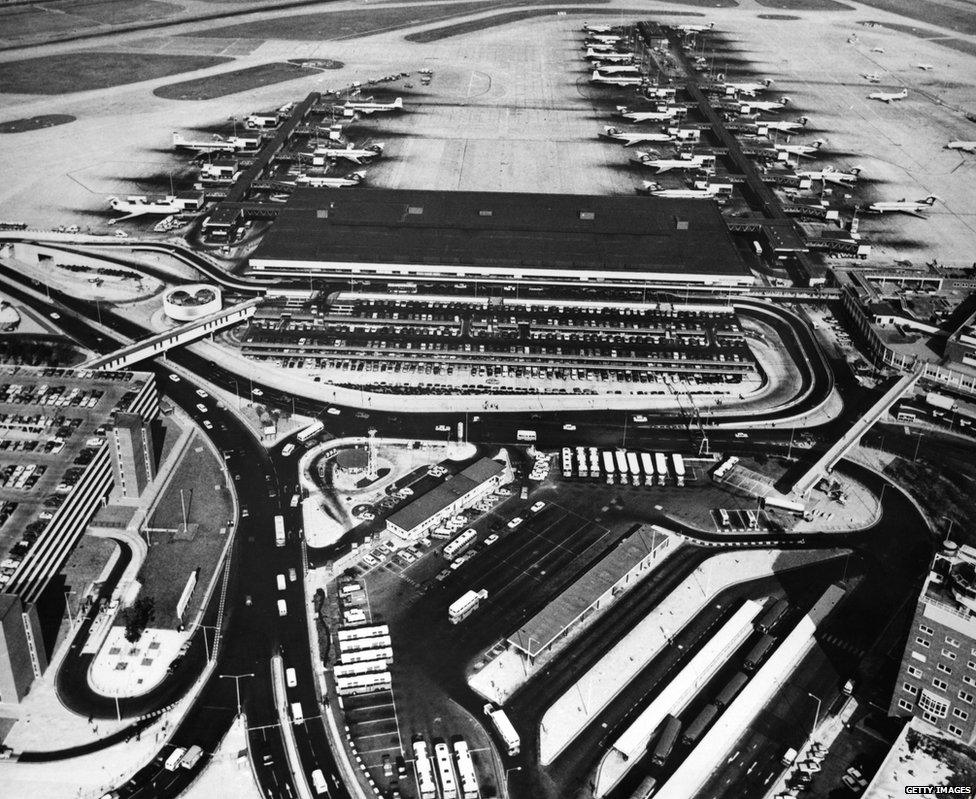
120,597 -> 156,643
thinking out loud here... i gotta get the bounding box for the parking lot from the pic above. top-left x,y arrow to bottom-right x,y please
241,296 -> 760,396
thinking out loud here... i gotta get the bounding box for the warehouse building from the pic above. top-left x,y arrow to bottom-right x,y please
508,524 -> 673,664
248,188 -> 755,289
386,458 -> 506,542
0,366 -> 158,703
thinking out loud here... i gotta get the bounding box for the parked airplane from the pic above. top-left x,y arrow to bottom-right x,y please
868,88 -> 908,103
585,50 -> 633,63
294,172 -> 365,188
587,34 -> 623,44
107,195 -> 192,222
773,140 -> 824,158
591,70 -> 644,86
917,63 -> 934,70
639,180 -> 731,199
590,64 -> 640,75
677,22 -> 714,34
738,97 -> 790,113
796,166 -> 861,186
862,73 -> 882,84
600,127 -> 675,146
946,141 -> 976,153
338,97 -> 403,116
723,79 -> 773,97
865,196 -> 938,216
313,143 -> 383,164
616,105 -> 681,122
870,46 -> 885,53
631,152 -> 716,173
760,117 -> 809,133
172,131 -> 246,152
583,23 -> 612,33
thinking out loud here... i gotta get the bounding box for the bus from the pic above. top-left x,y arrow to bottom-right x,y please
334,659 -> 388,680
683,704 -> 718,745
413,741 -> 438,799
443,529 -> 477,560
341,646 -> 394,666
743,634 -> 777,671
629,775 -> 658,799
714,672 -> 748,709
651,715 -> 681,766
274,515 -> 286,547
297,420 -> 325,443
337,624 -> 389,642
454,740 -> 480,799
338,634 -> 392,654
335,671 -> 391,697
434,742 -> 458,799
516,429 -> 537,442
756,599 -> 790,634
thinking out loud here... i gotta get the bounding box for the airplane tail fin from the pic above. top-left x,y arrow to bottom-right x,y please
851,167 -> 862,175
799,116 -> 809,126
763,78 -> 773,87
923,196 -> 938,205
781,96 -> 791,105
351,172 -> 366,183
392,97 -> 404,109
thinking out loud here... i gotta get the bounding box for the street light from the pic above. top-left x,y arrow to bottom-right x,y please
806,691 -> 822,740
220,673 -> 254,718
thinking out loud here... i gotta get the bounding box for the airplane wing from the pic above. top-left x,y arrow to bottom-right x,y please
654,164 -> 674,173
108,210 -> 149,223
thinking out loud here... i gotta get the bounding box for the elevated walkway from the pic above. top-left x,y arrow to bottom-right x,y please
82,297 -> 261,370
790,365 -> 923,496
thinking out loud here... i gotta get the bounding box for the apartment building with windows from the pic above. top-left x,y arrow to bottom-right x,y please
889,540 -> 976,742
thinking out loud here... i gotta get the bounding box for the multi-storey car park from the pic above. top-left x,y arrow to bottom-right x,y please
239,295 -> 762,396
0,366 -> 158,703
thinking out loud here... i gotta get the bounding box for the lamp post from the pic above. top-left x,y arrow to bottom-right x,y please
220,673 -> 254,718
806,691 -> 822,740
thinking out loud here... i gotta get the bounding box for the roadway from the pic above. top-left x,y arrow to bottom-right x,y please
0,264 -> 927,799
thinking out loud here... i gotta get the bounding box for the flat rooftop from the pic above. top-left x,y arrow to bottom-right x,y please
509,524 -> 671,658
0,366 -> 153,593
251,188 -> 751,279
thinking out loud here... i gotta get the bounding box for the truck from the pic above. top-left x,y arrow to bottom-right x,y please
601,450 -> 616,484
180,745 -> 204,769
164,747 -> 187,771
651,715 -> 681,765
516,429 -> 537,442
682,704 -> 719,745
756,599 -> 789,634
672,453 -> 685,487
743,633 -> 776,671
654,453 -> 668,486
291,702 -> 304,724
484,703 -> 520,755
640,452 -> 655,486
629,775 -> 658,799
626,451 -> 641,486
781,747 -> 799,766
274,515 -> 286,547
449,589 -> 488,624
714,672 -> 748,709
311,768 -> 329,795
297,419 -> 325,443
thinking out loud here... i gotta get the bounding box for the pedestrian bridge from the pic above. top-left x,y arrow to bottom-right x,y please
790,365 -> 923,496
82,298 -> 261,370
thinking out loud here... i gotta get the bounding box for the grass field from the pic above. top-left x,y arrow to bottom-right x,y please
143,434 -> 233,629
405,7 -> 681,43
755,0 -> 852,9
190,0 -> 615,41
0,0 -> 182,41
0,115 -> 76,133
153,61 -> 320,100
856,0 -> 976,36
0,52 -> 232,95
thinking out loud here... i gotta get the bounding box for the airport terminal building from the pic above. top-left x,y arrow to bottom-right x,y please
248,188 -> 756,289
